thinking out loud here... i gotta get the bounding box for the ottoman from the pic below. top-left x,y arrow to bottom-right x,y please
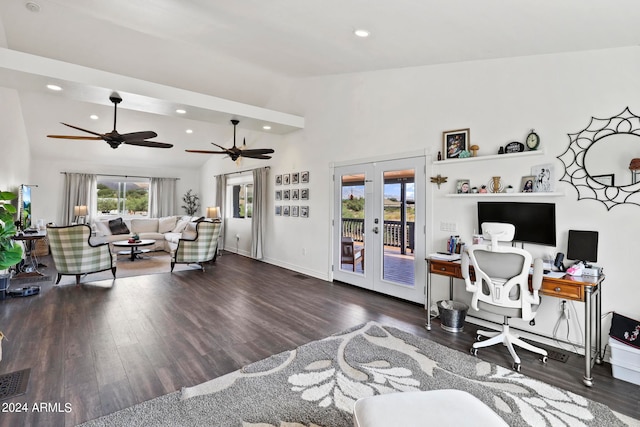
353,389 -> 508,427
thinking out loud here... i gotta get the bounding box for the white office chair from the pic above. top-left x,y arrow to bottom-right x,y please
461,222 -> 548,371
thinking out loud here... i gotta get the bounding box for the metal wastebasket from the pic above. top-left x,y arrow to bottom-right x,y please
437,300 -> 469,333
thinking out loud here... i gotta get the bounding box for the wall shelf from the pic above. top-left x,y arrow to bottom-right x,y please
435,149 -> 544,165
445,192 -> 564,198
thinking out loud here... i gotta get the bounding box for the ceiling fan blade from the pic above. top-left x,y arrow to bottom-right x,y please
60,122 -> 104,138
211,142 -> 234,152
120,131 -> 158,141
185,149 -> 228,154
125,140 -> 173,148
47,135 -> 102,140
241,148 -> 275,155
242,153 -> 272,159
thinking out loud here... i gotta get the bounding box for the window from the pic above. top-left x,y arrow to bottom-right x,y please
96,176 -> 150,217
231,184 -> 253,219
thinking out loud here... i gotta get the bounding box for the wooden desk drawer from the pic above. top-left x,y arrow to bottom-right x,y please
430,262 -> 460,278
541,281 -> 583,301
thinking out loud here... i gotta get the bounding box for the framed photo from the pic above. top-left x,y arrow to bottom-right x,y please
283,189 -> 290,200
591,174 -> 614,186
531,164 -> 555,192
275,175 -> 282,186
301,188 -> 309,200
456,179 -> 470,194
291,206 -> 299,217
275,205 -> 282,216
301,171 -> 310,183
301,206 -> 309,218
283,206 -> 290,217
292,189 -> 299,200
283,174 -> 291,185
443,128 -> 470,160
520,176 -> 535,193
292,172 -> 300,185
275,190 -> 282,200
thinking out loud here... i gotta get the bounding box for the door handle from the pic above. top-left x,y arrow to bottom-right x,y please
372,226 -> 379,234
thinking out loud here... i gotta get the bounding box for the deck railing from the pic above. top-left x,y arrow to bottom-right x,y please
342,218 -> 414,252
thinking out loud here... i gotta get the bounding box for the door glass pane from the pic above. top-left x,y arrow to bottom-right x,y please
340,174 -> 365,274
382,169 -> 415,285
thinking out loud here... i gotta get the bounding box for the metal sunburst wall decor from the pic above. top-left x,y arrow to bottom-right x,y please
557,107 -> 640,210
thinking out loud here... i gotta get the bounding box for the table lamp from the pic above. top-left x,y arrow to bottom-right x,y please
74,205 -> 88,224
206,206 -> 220,221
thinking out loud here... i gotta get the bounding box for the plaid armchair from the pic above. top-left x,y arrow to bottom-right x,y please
47,224 -> 116,285
171,220 -> 221,272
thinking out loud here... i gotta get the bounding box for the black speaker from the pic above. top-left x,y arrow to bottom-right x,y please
554,252 -> 565,271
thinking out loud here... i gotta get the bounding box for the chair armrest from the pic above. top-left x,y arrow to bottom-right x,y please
531,258 -> 544,293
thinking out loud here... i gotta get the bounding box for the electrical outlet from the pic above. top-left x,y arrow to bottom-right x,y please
235,234 -> 240,240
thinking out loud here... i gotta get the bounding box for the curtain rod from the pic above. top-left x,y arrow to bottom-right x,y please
216,166 -> 270,178
61,172 -> 179,180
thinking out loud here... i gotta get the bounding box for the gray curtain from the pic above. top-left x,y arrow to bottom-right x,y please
62,173 -> 96,225
251,167 -> 267,259
215,174 -> 227,252
149,177 -> 178,217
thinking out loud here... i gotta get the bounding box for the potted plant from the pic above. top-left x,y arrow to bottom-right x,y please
181,189 -> 200,216
0,191 -> 23,299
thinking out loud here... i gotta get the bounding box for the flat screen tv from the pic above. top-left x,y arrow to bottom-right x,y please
477,202 -> 556,246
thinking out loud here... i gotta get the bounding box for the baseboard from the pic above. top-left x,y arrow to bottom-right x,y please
261,256 -> 329,281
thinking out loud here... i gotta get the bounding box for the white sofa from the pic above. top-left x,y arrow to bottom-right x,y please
91,215 -> 202,252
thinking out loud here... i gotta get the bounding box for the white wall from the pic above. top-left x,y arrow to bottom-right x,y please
0,88 -> 31,191
28,158 -> 200,226
256,46 -> 640,350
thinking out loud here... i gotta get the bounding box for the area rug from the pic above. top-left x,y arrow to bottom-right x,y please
79,321 -> 637,427
52,252 -> 198,285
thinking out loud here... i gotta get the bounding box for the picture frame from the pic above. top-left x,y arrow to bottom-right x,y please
283,174 -> 291,185
300,206 -> 309,218
275,205 -> 282,216
292,172 -> 300,185
443,128 -> 470,160
283,206 -> 290,217
275,190 -> 282,200
275,175 -> 282,186
300,188 -> 309,200
531,164 -> 555,192
291,206 -> 299,217
456,179 -> 470,194
520,175 -> 535,193
283,189 -> 290,201
301,171 -> 310,183
292,189 -> 299,200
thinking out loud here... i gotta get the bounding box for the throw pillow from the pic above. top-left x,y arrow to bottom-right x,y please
172,219 -> 190,233
108,217 -> 130,235
94,220 -> 111,236
158,216 -> 177,234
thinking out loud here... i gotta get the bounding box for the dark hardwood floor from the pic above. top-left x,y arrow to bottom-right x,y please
0,252 -> 637,426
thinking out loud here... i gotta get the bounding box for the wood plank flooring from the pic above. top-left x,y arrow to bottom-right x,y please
0,252 -> 637,426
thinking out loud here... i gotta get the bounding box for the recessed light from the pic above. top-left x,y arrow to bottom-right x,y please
46,84 -> 62,91
25,2 -> 40,13
90,115 -> 99,120
186,129 -> 193,134
263,125 -> 272,130
354,29 -> 370,38
176,109 -> 186,114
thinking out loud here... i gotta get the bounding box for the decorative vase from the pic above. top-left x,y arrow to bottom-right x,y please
490,176 -> 503,193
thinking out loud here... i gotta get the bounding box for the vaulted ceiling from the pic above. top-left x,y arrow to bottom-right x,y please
1,0 -> 639,169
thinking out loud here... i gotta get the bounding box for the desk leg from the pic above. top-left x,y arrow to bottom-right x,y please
595,286 -> 602,364
425,268 -> 432,331
583,286 -> 593,387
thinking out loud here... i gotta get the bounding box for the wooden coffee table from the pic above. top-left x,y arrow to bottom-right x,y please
112,239 -> 156,261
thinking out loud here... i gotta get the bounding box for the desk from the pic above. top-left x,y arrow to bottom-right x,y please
426,257 -> 604,387
13,231 -> 47,276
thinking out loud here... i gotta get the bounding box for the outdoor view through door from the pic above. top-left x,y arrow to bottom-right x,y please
334,158 -> 426,304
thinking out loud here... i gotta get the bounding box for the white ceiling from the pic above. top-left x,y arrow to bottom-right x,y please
1,0 -> 639,168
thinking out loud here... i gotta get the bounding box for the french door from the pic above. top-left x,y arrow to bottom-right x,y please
333,157 -> 426,303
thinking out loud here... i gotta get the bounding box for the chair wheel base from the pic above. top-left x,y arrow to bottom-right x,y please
470,347 -> 478,356
513,363 -> 521,372
540,355 -> 548,364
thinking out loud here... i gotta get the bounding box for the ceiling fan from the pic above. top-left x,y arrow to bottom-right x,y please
185,119 -> 274,161
47,92 -> 173,149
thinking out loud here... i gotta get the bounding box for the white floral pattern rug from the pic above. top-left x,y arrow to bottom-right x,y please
80,321 -> 636,427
